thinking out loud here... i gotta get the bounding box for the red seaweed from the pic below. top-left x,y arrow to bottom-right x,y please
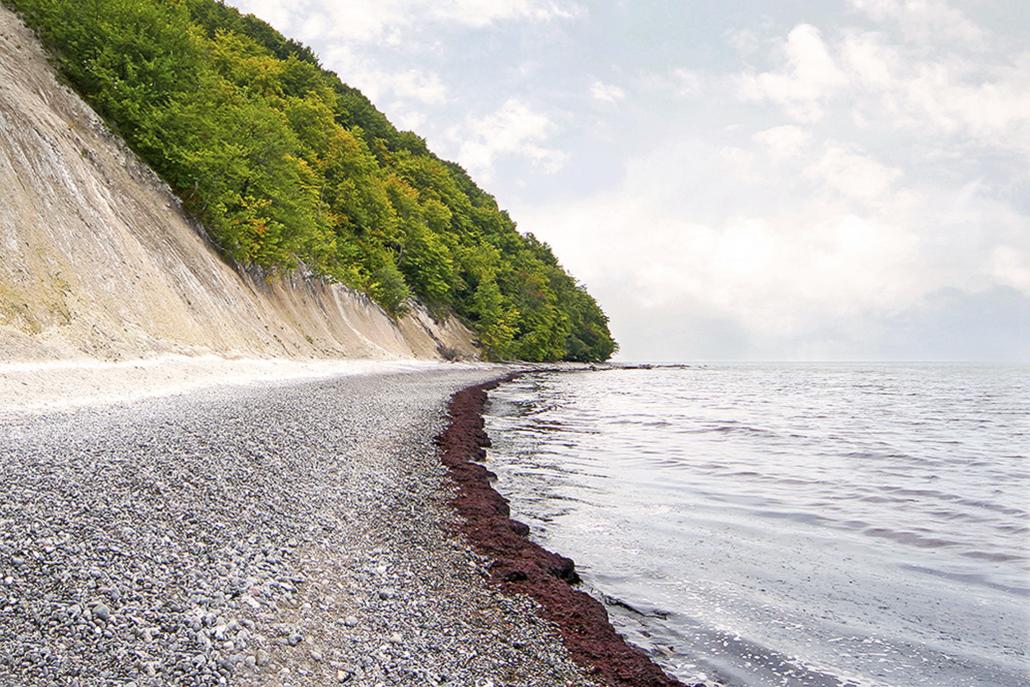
437,374 -> 695,687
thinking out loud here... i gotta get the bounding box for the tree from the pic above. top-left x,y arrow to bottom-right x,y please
11,0 -> 617,361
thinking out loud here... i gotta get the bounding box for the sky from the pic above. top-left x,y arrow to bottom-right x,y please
227,0 -> 1030,362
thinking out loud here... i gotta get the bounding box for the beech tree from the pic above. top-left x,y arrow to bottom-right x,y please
12,0 -> 617,361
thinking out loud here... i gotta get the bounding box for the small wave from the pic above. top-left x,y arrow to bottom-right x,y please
752,509 -> 834,527
902,563 -> 1030,597
960,549 -> 1028,563
878,485 -> 959,500
953,497 -> 1028,518
862,526 -> 962,549
601,592 -> 673,619
855,493 -> 909,504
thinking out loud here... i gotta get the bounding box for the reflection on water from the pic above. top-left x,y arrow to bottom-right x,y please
484,364 -> 1030,687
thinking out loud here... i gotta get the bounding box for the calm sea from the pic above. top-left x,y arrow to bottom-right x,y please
484,364 -> 1029,687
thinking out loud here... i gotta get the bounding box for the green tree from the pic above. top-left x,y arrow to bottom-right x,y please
8,0 -> 617,361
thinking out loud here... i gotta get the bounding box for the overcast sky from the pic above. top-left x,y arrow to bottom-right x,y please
228,0 -> 1029,361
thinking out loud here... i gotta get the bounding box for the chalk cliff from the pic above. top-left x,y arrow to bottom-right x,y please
0,5 -> 478,363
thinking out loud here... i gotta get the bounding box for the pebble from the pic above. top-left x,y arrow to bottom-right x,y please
0,369 -> 597,686
90,603 -> 111,624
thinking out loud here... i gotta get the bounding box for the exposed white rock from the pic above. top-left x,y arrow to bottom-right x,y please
0,5 -> 478,367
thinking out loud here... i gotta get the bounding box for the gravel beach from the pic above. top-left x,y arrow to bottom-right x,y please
0,368 -> 596,686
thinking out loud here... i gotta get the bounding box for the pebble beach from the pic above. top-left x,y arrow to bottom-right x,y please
0,368 -> 597,686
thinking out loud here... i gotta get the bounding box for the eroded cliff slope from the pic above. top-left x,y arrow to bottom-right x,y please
0,5 -> 477,362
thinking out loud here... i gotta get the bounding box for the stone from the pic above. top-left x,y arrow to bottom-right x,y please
91,603 -> 111,623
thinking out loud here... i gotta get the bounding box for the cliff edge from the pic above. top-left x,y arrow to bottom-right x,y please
0,5 -> 478,363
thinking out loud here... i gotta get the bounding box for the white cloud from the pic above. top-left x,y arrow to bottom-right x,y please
741,15 -> 1030,152
225,0 -> 579,113
847,0 -> 984,45
753,125 -> 809,158
449,99 -> 568,180
992,245 -> 1030,296
898,56 -> 1030,151
315,56 -> 449,107
590,80 -> 625,103
739,24 -> 846,122
806,144 -> 902,200
643,68 -> 703,98
519,130 -> 1026,358
668,68 -> 703,96
726,28 -> 762,56
432,0 -> 582,27
389,106 -> 428,133
231,0 -> 294,29
380,69 -> 448,104
228,0 -> 580,44
837,30 -> 1030,153
840,32 -> 895,88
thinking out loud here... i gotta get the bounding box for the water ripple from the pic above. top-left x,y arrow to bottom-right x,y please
485,363 -> 1030,687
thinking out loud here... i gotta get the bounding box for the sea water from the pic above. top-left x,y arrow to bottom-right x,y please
483,364 -> 1029,687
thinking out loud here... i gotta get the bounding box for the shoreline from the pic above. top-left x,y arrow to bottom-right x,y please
437,373 -> 693,687
0,354 -> 486,415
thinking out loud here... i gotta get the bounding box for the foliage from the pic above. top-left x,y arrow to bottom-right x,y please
8,0 -> 617,361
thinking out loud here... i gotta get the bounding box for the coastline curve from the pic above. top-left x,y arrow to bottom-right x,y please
436,373 -> 694,687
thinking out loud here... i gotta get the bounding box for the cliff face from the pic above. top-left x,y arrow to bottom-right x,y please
0,5 -> 478,363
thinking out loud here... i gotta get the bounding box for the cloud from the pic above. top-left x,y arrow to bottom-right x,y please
806,144 -> 902,200
449,99 -> 568,180
726,28 -> 762,56
590,80 -> 625,103
876,286 -> 1030,361
991,244 -> 1030,296
229,0 -> 295,30
836,30 -> 1030,156
738,19 -> 1030,159
380,69 -> 448,104
316,44 -> 448,114
897,54 -> 1030,152
432,0 -> 582,27
642,67 -> 703,98
738,24 -> 846,122
228,0 -> 580,44
839,31 -> 896,88
518,131 -> 1027,359
388,106 -> 428,133
753,125 -> 809,158
847,0 -> 984,45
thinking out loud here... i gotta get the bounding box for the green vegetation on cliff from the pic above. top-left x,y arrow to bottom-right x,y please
8,0 -> 616,361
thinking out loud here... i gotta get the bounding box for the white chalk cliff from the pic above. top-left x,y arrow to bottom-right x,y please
0,5 -> 478,363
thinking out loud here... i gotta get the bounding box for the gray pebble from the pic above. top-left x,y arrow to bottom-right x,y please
0,369 -> 597,687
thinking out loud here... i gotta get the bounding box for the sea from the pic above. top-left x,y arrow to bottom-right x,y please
483,364 -> 1029,687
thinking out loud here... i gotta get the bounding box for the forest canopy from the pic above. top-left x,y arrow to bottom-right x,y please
8,0 -> 617,362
